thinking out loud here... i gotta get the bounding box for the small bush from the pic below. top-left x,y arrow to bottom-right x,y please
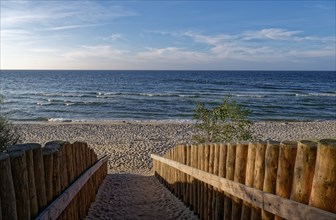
193,96 -> 253,143
0,95 -> 19,152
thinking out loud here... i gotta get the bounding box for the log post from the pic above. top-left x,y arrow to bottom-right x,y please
198,144 -> 204,218
207,143 -> 214,220
204,144 -> 210,220
309,139 -> 336,213
224,142 -> 236,220
45,141 -> 69,192
262,141 -> 280,220
187,144 -> 192,208
290,140 -> 317,204
191,144 -> 198,214
8,150 -> 30,220
232,142 -> 248,220
8,144 -> 39,218
241,142 -> 257,220
216,143 -> 227,220
42,148 -> 56,205
0,152 -> 17,220
275,141 -> 297,220
212,143 -> 220,220
251,141 -> 267,220
31,143 -> 47,212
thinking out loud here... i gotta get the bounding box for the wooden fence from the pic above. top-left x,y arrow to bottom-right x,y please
0,141 -> 108,220
152,139 -> 336,220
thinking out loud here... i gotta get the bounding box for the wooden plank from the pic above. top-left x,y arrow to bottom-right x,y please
151,154 -> 336,220
35,155 -> 108,220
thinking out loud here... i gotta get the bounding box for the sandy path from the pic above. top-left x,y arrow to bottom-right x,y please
86,174 -> 198,220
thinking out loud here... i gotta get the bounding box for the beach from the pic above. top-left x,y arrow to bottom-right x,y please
15,121 -> 336,173
13,121 -> 336,219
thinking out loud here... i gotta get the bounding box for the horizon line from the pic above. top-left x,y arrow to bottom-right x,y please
1,69 -> 335,72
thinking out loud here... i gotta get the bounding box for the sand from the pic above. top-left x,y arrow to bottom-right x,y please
14,121 -> 336,219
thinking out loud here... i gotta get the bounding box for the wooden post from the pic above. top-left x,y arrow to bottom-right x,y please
290,140 -> 317,204
31,143 -> 48,212
192,144 -> 198,215
198,144 -> 204,218
262,141 -> 280,220
207,144 -> 214,220
187,144 -> 192,208
251,141 -> 267,220
204,144 -> 210,220
42,148 -> 56,205
275,141 -> 297,220
216,143 -> 227,220
232,142 -> 248,220
8,150 -> 30,220
224,142 -> 236,220
309,139 -> 336,213
241,142 -> 257,220
0,152 -> 17,220
45,141 -> 69,192
212,143 -> 220,220
67,143 -> 75,183
176,145 -> 181,199
8,144 -> 39,218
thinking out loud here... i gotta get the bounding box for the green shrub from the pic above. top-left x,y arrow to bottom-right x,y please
192,96 -> 253,143
0,95 -> 19,152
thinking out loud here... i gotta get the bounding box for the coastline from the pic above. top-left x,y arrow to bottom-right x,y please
14,120 -> 336,174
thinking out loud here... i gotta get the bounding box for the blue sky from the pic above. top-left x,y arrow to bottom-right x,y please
1,1 -> 335,70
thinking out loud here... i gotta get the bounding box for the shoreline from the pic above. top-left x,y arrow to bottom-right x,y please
11,119 -> 336,125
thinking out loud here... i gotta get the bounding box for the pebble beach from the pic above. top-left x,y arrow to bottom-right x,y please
14,121 -> 336,219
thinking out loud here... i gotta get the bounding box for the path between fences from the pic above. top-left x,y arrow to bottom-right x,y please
86,174 -> 198,220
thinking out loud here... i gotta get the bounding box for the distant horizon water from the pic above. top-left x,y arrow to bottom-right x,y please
1,70 -> 335,122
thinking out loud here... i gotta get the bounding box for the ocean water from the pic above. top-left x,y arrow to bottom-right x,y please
0,70 -> 335,122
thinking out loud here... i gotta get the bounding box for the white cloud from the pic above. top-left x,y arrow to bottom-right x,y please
44,24 -> 105,31
101,34 -> 125,41
182,31 -> 236,45
1,1 -> 137,29
62,45 -> 128,59
243,28 -> 302,40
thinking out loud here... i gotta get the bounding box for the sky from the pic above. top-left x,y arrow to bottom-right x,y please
1,1 -> 335,70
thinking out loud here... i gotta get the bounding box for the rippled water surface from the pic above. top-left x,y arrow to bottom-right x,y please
1,70 -> 335,122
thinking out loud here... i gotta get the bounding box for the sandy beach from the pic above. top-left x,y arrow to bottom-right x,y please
14,121 -> 336,173
14,121 -> 336,219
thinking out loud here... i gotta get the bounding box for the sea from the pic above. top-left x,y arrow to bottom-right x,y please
0,70 -> 335,122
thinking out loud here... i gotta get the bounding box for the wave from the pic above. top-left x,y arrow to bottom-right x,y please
234,94 -> 266,98
48,118 -> 73,122
295,93 -> 336,97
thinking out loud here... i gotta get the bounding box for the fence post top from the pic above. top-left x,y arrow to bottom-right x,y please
7,150 -> 25,158
42,148 -> 58,155
0,152 -> 9,160
8,143 -> 41,152
45,141 -> 69,149
319,139 -> 336,147
280,141 -> 297,147
298,140 -> 317,147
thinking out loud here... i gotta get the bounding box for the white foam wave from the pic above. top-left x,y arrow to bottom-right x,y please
295,93 -> 336,97
48,118 -> 72,122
